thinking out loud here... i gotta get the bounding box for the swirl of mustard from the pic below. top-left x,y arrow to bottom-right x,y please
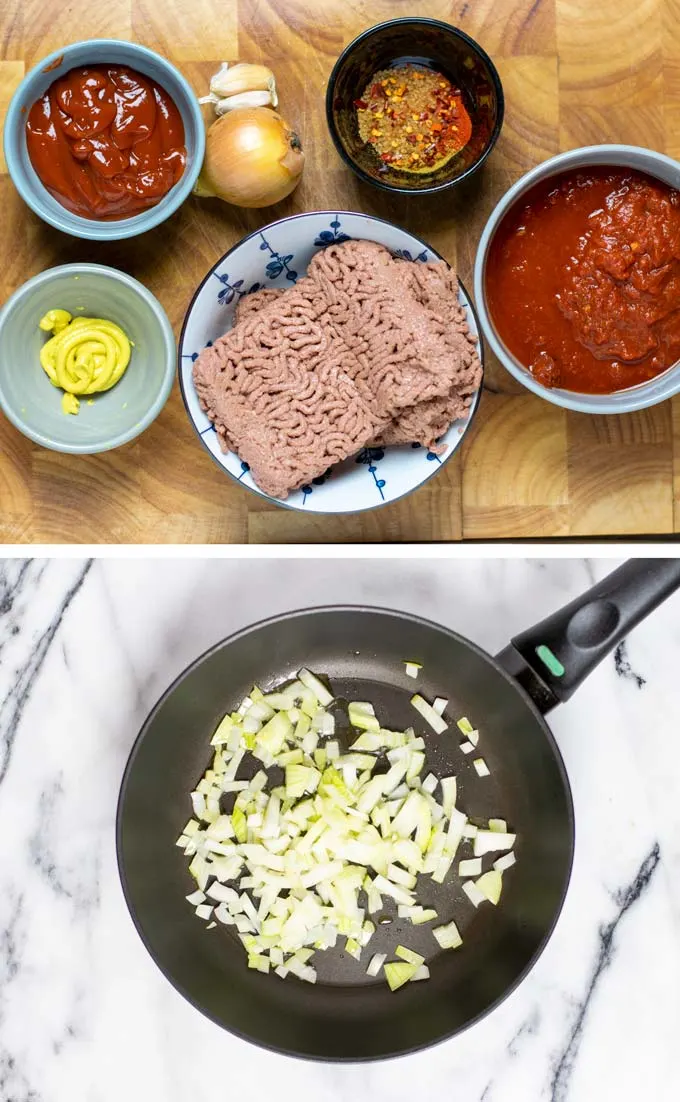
39,310 -> 132,415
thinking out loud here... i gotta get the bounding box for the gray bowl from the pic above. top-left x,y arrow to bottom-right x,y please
0,263 -> 176,452
473,144 -> 680,414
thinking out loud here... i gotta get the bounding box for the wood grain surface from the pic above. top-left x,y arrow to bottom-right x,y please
1,0 -> 679,543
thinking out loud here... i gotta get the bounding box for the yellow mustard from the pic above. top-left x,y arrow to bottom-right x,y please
38,309 -> 132,415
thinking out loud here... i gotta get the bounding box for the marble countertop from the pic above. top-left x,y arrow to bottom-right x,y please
1,557 -> 679,1102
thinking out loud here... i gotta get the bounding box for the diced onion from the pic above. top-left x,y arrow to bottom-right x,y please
384,961 -> 419,990
410,694 -> 448,734
473,757 -> 490,777
404,661 -> 422,679
433,919 -> 463,949
298,668 -> 334,707
475,869 -> 503,904
473,830 -> 516,857
458,857 -> 482,877
460,741 -> 474,754
395,945 -> 425,967
494,851 -> 516,873
462,880 -> 486,907
366,952 -> 386,977
412,964 -> 430,981
182,667 -> 516,992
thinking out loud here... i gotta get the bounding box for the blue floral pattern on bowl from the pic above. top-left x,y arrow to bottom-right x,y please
179,212 -> 482,515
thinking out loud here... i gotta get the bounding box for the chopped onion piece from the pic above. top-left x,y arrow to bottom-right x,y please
387,864 -> 417,889
384,961 -> 419,991
421,773 -> 438,795
440,776 -> 457,818
458,857 -> 482,877
348,702 -> 380,732
298,668 -> 334,707
206,882 -> 239,904
433,919 -> 463,949
186,890 -> 206,905
476,869 -> 503,904
410,694 -> 448,734
489,817 -> 507,832
221,780 -> 249,793
460,741 -> 474,754
195,904 -> 214,921
190,791 -> 206,819
473,830 -> 516,857
457,717 -> 474,735
462,880 -> 486,907
366,952 -> 386,977
395,945 -> 425,967
433,697 -> 448,716
411,964 -> 430,981
473,757 -> 490,777
373,874 -> 415,906
404,661 -> 422,679
397,904 -> 438,924
494,851 -> 516,873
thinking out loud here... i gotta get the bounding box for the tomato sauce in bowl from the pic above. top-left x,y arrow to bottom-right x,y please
26,65 -> 187,220
484,167 -> 680,394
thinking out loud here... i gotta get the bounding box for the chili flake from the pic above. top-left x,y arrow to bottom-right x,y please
356,64 -> 472,173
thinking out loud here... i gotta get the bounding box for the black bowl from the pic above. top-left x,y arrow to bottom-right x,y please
325,17 -> 504,195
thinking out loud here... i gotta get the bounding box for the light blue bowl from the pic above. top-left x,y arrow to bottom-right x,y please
3,40 -> 205,241
0,263 -> 176,453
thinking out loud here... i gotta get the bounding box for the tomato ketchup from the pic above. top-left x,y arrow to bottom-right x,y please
26,65 -> 187,220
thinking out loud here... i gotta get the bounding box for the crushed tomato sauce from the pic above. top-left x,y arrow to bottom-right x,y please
26,65 -> 187,220
485,167 -> 680,394
355,64 -> 472,173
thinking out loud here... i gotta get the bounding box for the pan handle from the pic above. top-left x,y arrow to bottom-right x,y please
496,559 -> 680,714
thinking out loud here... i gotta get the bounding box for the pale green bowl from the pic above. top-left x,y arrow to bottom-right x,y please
0,263 -> 176,453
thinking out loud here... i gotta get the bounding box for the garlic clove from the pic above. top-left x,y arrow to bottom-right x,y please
209,62 -> 278,106
215,90 -> 277,114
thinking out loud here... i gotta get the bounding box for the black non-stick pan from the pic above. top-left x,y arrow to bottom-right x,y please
117,560 -> 680,1061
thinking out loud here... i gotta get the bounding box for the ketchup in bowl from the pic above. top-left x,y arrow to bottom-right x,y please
26,65 -> 187,220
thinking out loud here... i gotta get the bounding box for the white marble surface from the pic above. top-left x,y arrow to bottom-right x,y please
1,557 -> 680,1102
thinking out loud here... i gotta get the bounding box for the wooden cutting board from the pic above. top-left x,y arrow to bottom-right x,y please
1,0 -> 679,543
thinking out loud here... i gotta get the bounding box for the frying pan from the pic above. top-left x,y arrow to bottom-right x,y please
116,560 -> 680,1061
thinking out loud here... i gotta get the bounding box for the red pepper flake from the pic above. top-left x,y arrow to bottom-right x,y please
356,63 -> 473,174
353,99 -> 368,110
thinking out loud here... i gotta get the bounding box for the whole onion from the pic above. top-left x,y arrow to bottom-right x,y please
194,107 -> 304,209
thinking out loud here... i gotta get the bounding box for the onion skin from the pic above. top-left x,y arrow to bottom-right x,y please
194,107 -> 305,209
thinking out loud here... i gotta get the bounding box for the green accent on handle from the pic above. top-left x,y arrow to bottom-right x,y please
535,645 -> 565,678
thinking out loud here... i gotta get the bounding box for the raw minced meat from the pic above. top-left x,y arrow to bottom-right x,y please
193,240 -> 481,498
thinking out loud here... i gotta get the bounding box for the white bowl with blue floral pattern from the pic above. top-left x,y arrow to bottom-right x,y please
179,211 -> 483,513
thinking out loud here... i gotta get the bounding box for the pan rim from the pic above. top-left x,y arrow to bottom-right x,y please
115,604 -> 576,1062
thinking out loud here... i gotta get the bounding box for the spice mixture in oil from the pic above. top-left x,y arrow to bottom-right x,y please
355,64 -> 472,173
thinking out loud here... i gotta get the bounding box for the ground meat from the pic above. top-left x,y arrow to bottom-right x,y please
193,240 -> 481,498
234,288 -> 284,324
